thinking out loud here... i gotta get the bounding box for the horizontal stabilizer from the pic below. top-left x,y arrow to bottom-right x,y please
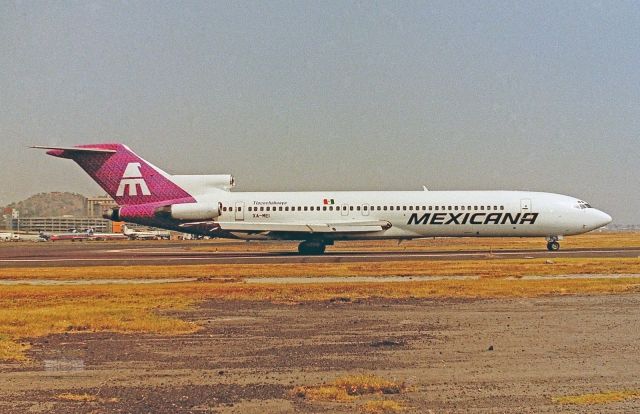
30,145 -> 116,153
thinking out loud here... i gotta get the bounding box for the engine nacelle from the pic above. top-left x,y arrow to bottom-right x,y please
155,202 -> 221,221
172,175 -> 235,191
103,208 -> 120,221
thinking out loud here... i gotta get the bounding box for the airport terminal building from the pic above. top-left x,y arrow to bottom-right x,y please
5,195 -> 115,233
8,216 -> 112,233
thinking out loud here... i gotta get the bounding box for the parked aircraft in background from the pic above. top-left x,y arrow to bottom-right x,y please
33,144 -> 612,254
45,228 -> 127,242
1,232 -> 48,242
0,232 -> 17,242
17,233 -> 48,242
48,230 -> 91,242
123,225 -> 170,240
86,228 -> 128,241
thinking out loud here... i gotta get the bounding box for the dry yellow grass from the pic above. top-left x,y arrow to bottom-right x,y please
361,399 -> 406,414
2,276 -> 640,361
56,393 -> 98,402
293,384 -> 353,402
0,284 -> 198,361
1,257 -> 639,280
293,374 -> 406,402
553,390 -> 640,405
334,374 -> 406,396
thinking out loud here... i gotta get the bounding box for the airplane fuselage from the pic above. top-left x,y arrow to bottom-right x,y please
182,190 -> 611,241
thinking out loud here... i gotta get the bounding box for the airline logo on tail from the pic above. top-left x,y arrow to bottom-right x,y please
116,162 -> 151,197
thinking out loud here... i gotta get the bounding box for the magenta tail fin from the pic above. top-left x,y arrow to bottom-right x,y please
42,143 -> 193,205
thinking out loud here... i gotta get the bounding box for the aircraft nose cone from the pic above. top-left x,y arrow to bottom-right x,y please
593,210 -> 612,229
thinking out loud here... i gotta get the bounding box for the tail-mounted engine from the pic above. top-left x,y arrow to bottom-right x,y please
155,202 -> 222,221
103,207 -> 120,221
104,202 -> 222,223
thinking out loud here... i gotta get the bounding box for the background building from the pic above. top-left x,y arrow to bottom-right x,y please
9,216 -> 112,233
86,195 -> 117,218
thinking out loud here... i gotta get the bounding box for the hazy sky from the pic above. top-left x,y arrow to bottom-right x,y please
1,1 -> 638,223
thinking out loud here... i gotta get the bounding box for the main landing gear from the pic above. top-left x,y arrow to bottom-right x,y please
298,240 -> 327,255
546,236 -> 561,251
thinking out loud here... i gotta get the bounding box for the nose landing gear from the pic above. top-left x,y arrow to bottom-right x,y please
545,236 -> 561,251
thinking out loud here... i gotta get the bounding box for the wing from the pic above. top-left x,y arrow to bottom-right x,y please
180,220 -> 391,234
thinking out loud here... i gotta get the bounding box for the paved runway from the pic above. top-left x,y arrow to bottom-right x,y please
0,242 -> 638,267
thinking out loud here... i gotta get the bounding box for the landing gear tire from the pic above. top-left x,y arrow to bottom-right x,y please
298,241 -> 326,255
547,241 -> 560,251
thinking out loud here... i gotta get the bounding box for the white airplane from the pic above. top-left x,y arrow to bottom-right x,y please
123,225 -> 170,240
33,144 -> 612,254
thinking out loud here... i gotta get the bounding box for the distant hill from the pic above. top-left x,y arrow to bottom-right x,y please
4,192 -> 87,217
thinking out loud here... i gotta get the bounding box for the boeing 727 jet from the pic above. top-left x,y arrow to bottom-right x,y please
33,144 -> 612,254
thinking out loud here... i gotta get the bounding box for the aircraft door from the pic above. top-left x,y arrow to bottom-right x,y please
362,203 -> 370,216
341,204 -> 348,216
235,202 -> 244,221
520,199 -> 531,213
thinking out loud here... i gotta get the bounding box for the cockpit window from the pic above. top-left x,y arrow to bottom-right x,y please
575,200 -> 592,209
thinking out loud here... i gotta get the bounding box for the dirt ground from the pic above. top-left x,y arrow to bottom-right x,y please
1,294 -> 640,413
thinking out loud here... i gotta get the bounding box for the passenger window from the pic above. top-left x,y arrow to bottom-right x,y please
350,206 -> 354,211
500,206 -> 504,210
461,206 -> 465,211
480,206 -> 484,210
377,206 -> 381,211
435,206 -> 439,210
356,206 -> 361,211
408,206 -> 413,210
429,206 -> 433,211
403,206 -> 407,211
266,207 -> 271,211
323,206 -> 327,211
364,205 -> 368,211
297,206 -> 302,211
454,206 -> 458,210
238,207 -> 242,212
222,207 -> 227,212
285,207 -> 289,211
383,206 -> 388,211
329,206 -> 334,211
